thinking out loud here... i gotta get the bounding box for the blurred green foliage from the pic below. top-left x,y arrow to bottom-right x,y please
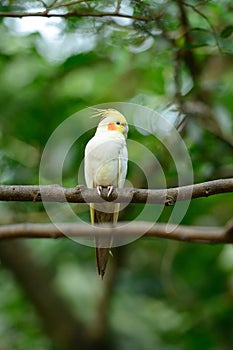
0,1 -> 233,349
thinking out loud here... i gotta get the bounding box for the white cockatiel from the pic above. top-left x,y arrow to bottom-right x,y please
84,109 -> 128,278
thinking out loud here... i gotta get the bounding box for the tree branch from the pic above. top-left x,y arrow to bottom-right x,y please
0,221 -> 232,244
0,10 -> 149,21
0,178 -> 232,204
176,0 -> 201,81
182,0 -> 222,52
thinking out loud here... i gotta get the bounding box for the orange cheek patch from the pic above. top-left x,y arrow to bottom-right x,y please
108,123 -> 117,131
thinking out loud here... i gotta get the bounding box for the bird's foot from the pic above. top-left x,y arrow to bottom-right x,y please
97,185 -> 114,197
107,185 -> 114,197
97,185 -> 103,196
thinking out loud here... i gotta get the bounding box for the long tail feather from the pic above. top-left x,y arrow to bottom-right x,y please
95,246 -> 110,279
91,204 -> 119,278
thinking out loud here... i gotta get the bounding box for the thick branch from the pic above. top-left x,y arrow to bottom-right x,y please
0,221 -> 232,244
0,178 -> 232,204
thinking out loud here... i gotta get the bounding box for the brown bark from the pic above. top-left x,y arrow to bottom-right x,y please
0,178 -> 232,204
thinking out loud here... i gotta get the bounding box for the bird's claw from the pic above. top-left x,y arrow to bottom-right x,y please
107,185 -> 114,197
96,185 -> 114,197
97,185 -> 103,196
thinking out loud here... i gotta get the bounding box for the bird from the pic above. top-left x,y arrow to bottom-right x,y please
84,108 -> 128,278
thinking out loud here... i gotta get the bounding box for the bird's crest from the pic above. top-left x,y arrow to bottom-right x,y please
89,107 -> 121,120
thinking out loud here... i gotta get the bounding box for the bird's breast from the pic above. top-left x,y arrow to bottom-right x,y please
85,134 -> 127,187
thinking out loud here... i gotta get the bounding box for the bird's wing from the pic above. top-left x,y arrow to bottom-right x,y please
118,143 -> 128,188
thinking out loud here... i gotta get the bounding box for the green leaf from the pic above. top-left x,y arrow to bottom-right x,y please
221,25 -> 233,38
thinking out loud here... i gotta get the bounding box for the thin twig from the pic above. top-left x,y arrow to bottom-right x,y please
115,0 -> 122,13
182,0 -> 222,53
0,10 -> 149,21
176,0 -> 201,81
51,0 -> 91,10
49,0 -> 59,7
38,0 -> 49,9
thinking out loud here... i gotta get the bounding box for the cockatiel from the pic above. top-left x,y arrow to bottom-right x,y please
84,109 -> 128,278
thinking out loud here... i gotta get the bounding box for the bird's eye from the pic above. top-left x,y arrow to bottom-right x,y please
116,121 -> 121,125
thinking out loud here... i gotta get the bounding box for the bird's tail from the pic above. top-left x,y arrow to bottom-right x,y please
95,245 -> 110,279
91,204 -> 119,279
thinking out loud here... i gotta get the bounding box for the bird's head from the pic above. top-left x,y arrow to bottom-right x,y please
94,109 -> 128,138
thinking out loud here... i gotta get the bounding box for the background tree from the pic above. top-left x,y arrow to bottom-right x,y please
0,1 -> 233,349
